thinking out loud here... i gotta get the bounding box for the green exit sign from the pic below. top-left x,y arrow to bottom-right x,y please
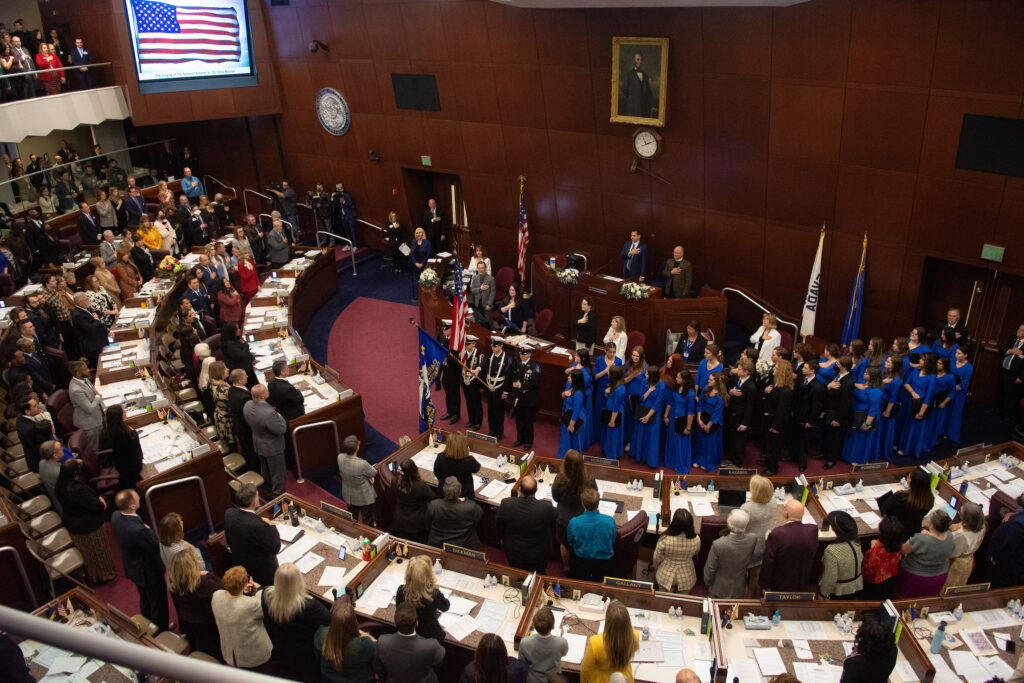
420,155 -> 432,167
981,244 -> 1005,263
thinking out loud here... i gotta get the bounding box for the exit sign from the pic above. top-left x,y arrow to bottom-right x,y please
420,155 -> 432,167
981,244 -> 1005,263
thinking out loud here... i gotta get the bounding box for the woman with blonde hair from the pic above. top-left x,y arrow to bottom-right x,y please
263,562 -> 330,681
761,360 -> 794,476
90,256 -> 122,304
139,217 -> 162,250
603,315 -> 628,364
411,226 -> 431,275
209,361 -> 234,444
750,312 -> 782,363
396,555 -> 450,642
432,430 -> 481,499
168,550 -> 222,659
236,247 -> 260,303
211,566 -> 272,669
385,211 -> 405,272
314,604 -> 376,682
85,273 -> 119,327
580,600 -> 639,682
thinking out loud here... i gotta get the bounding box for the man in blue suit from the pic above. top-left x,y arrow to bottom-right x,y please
620,229 -> 648,281
111,489 -> 168,630
68,38 -> 93,90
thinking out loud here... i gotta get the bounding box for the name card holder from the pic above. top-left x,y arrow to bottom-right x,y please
603,577 -> 654,592
852,462 -> 889,472
443,543 -> 486,561
719,467 -> 756,476
942,582 -> 991,596
583,455 -> 620,468
763,591 -> 816,601
321,501 -> 353,521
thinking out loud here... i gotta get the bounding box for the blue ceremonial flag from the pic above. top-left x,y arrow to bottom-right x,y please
841,234 -> 868,348
418,325 -> 448,433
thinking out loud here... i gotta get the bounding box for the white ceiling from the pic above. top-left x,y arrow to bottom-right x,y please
487,0 -> 810,7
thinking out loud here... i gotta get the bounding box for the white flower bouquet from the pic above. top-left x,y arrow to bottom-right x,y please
755,358 -> 773,380
556,268 -> 580,285
418,267 -> 440,288
620,281 -> 649,301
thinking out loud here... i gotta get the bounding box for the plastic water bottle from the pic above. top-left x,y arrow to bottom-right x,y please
772,610 -> 781,626
931,622 -> 947,654
855,479 -> 864,493
708,480 -> 715,493
433,559 -> 442,576
953,604 -> 963,621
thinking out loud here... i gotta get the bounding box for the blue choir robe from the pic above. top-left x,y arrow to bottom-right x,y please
898,371 -> 936,458
693,393 -> 724,471
632,381 -> 666,467
877,377 -> 901,461
564,365 -> 595,448
600,384 -> 627,459
934,344 -> 958,366
664,389 -> 695,473
842,386 -> 883,464
817,358 -> 837,385
695,359 -> 722,398
624,365 -> 648,445
927,373 -> 957,448
593,355 -> 622,445
947,361 -> 973,443
852,357 -> 868,384
557,389 -> 586,458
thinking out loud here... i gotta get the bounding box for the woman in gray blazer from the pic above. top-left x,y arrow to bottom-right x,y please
211,565 -> 272,669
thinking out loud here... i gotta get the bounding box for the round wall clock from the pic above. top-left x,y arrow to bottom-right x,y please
632,127 -> 663,160
316,88 -> 351,136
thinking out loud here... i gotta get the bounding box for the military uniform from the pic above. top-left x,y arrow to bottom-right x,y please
437,323 -> 461,423
462,337 -> 484,429
509,346 -> 540,449
484,339 -> 511,440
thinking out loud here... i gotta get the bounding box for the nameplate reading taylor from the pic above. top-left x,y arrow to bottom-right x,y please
763,591 -> 816,601
442,544 -> 486,561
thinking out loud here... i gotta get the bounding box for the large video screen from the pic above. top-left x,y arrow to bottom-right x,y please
123,0 -> 257,94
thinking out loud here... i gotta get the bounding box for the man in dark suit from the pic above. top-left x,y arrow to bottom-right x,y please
18,338 -> 54,396
24,295 -> 61,351
16,396 -> 53,473
759,500 -> 819,593
373,602 -> 446,682
935,308 -> 968,345
794,359 -> 823,472
244,384 -> 288,499
111,489 -> 168,630
68,38 -> 93,90
130,233 -> 155,281
185,205 -> 211,248
661,245 -> 692,299
182,277 -> 211,316
495,475 -> 555,572
55,172 -> 77,213
997,323 -> 1024,422
619,51 -> 654,118
125,186 -> 146,226
509,344 -> 541,450
620,229 -> 648,281
77,202 -> 102,244
228,370 -> 257,472
223,483 -> 281,587
71,293 -> 108,367
267,360 -> 306,422
421,198 -> 446,255
437,321 -> 461,424
725,357 -> 756,468
822,356 -> 854,470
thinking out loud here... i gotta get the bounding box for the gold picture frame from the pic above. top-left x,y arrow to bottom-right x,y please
610,36 -> 669,127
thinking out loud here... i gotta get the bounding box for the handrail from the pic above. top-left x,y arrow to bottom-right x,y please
0,545 -> 37,609
0,603 -> 282,682
357,218 -> 385,233
143,475 -> 215,536
203,174 -> 236,200
0,61 -> 112,81
317,231 -> 357,275
242,188 -> 273,217
290,420 -> 340,484
721,286 -> 800,340
0,138 -> 175,189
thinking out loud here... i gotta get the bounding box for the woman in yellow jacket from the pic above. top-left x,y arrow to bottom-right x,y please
139,218 -> 163,251
580,600 -> 639,683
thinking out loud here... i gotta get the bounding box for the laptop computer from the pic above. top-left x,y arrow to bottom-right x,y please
717,489 -> 746,515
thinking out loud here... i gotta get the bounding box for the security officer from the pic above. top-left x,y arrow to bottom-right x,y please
462,335 -> 484,430
485,337 -> 511,441
509,343 -> 540,450
437,319 -> 461,424
310,182 -> 333,246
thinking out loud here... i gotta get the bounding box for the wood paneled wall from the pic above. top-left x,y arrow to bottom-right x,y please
61,0 -> 1024,342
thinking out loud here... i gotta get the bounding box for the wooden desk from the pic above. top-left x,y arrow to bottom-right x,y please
711,598 -> 933,683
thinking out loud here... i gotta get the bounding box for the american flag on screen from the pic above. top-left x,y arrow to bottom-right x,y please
131,0 -> 241,65
517,178 -> 529,287
451,260 -> 468,358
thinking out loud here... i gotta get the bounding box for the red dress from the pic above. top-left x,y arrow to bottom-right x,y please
862,539 -> 900,585
35,52 -> 64,95
237,259 -> 259,301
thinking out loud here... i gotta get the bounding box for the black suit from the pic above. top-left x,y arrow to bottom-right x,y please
268,377 -> 305,422
674,333 -> 706,366
17,415 -> 52,474
997,336 -> 1024,421
68,45 -> 93,89
794,376 -> 824,467
438,336 -> 461,420
509,358 -> 540,446
77,212 -> 101,244
111,511 -> 168,630
762,385 -> 792,471
496,494 -> 555,572
726,376 -> 755,466
823,372 -> 854,464
228,385 -> 256,471
576,310 -> 597,349
223,507 -> 281,586
421,208 -> 446,255
23,354 -> 54,395
26,307 -> 60,351
131,245 -> 155,281
71,307 -> 108,367
935,321 -> 968,345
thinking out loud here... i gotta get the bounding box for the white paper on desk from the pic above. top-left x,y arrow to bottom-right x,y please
690,497 -> 715,517
47,655 -> 88,674
793,662 -> 842,683
669,496 -> 689,514
295,552 -> 324,574
563,633 -> 588,664
692,638 -> 713,661
412,450 -> 438,472
446,595 -> 478,616
694,659 -> 713,682
989,467 -> 1015,481
77,660 -> 102,678
971,609 -> 1020,629
892,660 -> 919,682
277,533 -> 319,565
753,647 -> 787,676
949,651 -> 989,680
500,622 -> 518,644
962,628 -> 998,656
536,483 -> 553,501
473,599 -> 511,634
318,565 -> 347,587
631,639 -> 665,663
598,500 -> 619,516
859,511 -> 882,528
647,500 -> 663,517
479,479 -> 510,500
792,639 -> 813,659
31,645 -> 72,669
276,525 -> 303,542
653,630 -> 685,668
437,570 -> 478,592
725,658 -> 762,683
784,620 -> 828,639
928,653 -> 964,683
441,613 -> 475,642
842,641 -> 855,657
980,655 -> 1016,680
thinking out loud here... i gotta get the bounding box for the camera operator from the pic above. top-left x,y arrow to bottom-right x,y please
309,183 -> 333,247
332,183 -> 358,250
267,180 -> 299,241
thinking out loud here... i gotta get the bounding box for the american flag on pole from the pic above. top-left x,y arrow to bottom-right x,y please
450,260 -> 468,358
517,177 -> 529,287
131,0 -> 241,65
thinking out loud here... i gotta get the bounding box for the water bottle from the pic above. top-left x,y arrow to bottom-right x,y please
433,558 -> 443,576
931,622 -> 947,654
953,604 -> 963,621
772,610 -> 780,626
855,479 -> 864,493
708,480 -> 715,493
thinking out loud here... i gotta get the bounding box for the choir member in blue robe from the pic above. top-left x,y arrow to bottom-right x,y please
693,372 -> 726,471
623,346 -> 648,447
695,343 -> 724,399
557,370 -> 587,458
663,370 -> 695,473
562,350 -> 594,448
878,355 -> 903,462
933,328 -> 958,368
906,326 -> 931,370
898,353 -> 937,458
928,357 -> 956,448
632,367 -> 666,467
592,344 -> 622,446
600,366 -> 627,459
817,343 -> 840,385
947,346 -> 973,444
842,367 -> 884,464
849,339 -> 868,385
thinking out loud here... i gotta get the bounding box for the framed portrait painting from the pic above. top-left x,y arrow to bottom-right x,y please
610,37 -> 669,127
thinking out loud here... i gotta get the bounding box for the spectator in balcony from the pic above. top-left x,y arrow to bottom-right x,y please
48,30 -> 68,67
11,157 -> 35,203
37,186 -> 58,217
8,36 -> 33,100
106,159 -> 128,192
90,144 -> 108,176
68,37 -> 92,90
94,189 -> 115,230
34,42 -> 64,96
77,165 -> 99,203
0,45 -> 17,103
56,172 -> 78,213
182,167 -> 204,204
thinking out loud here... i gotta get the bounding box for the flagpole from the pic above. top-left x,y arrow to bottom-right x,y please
517,175 -> 527,288
412,321 -> 489,389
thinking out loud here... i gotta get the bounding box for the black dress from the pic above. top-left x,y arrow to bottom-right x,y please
261,591 -> 331,682
395,585 -> 450,643
551,475 -> 597,544
878,491 -> 930,543
433,453 -> 481,499
222,336 -> 256,385
110,429 -> 144,491
391,479 -> 437,543
173,572 -> 223,659
839,649 -> 897,683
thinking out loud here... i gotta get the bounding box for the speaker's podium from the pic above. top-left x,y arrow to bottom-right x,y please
530,253 -> 728,362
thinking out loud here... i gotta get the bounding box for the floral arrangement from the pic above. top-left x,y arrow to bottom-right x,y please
556,268 -> 580,285
418,267 -> 440,288
155,255 -> 186,280
620,281 -> 650,301
755,358 -> 773,381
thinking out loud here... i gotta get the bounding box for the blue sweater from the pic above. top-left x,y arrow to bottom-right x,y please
567,510 -> 616,560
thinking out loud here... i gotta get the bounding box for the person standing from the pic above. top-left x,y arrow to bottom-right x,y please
651,508 -> 700,593
935,307 -> 968,345
819,511 -> 863,599
426,477 -> 483,549
759,500 -> 818,593
509,344 -> 540,450
947,345 -> 973,443
267,360 -> 305,419
579,600 -> 638,683
71,293 -> 107,367
484,337 -> 511,441
693,373 -> 726,471
461,336 -> 485,431
437,320 -> 461,425
432,431 -> 480,500
390,460 -> 437,544
575,297 -> 597,353
469,261 -> 495,327
267,220 -> 290,269
557,370 -> 587,458
421,198 -> 446,255
310,182 -> 333,246
997,323 -> 1024,422
661,246 -> 692,299
243,384 -> 287,499
223,483 -> 280,586
725,357 -> 755,468
211,566 -> 273,670
704,509 -> 764,599
396,555 -> 450,643
495,475 -> 555,573
262,563 -> 331,682
228,369 -> 257,473
566,488 -> 616,583
373,602 -> 445,683
68,37 -> 92,89
822,356 -> 854,469
839,615 -> 898,683
518,607 -> 569,683
332,183 -> 358,249
68,361 -> 104,449
56,460 -> 117,583
111,489 -> 169,631
620,229 -> 647,281
336,435 -> 377,526
107,405 -> 143,492
760,361 -> 794,476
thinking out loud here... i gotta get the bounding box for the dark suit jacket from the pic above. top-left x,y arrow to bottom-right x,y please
24,354 -> 54,395
77,212 -> 101,244
421,208 -> 446,246
763,385 -> 792,432
374,631 -> 446,683
759,521 -> 819,592
228,385 -> 254,447
661,258 -> 692,298
268,377 -> 305,422
1001,337 -> 1024,377
17,415 -> 52,473
126,196 -> 145,224
576,309 -> 597,346
674,333 -> 706,365
727,376 -> 756,429
71,307 -> 108,358
223,507 -> 281,586
111,511 -> 164,586
426,498 -> 482,549
131,246 -> 155,281
824,372 -> 854,427
69,46 -> 92,67
796,376 -> 824,427
495,495 -> 556,570
620,240 -> 648,280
